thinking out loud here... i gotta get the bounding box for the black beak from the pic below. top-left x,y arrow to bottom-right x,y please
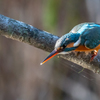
40,49 -> 59,65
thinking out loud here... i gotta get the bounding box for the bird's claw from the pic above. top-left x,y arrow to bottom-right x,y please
90,50 -> 98,62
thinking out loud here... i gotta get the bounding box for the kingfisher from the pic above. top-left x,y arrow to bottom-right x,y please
40,22 -> 100,65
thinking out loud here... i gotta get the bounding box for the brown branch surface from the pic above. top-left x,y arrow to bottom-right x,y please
0,14 -> 100,74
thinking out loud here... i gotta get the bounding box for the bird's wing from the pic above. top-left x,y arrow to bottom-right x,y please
70,22 -> 95,34
81,27 -> 100,49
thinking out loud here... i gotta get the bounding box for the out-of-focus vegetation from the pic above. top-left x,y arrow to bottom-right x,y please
0,0 -> 100,100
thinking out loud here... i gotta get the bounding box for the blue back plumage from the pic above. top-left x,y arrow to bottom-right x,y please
73,23 -> 100,49
55,22 -> 100,51
68,23 -> 100,49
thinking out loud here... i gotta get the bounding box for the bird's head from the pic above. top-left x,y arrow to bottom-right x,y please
40,33 -> 80,65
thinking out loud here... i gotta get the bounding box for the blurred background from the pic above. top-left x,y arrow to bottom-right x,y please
0,0 -> 100,100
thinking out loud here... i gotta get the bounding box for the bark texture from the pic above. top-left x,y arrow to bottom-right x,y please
0,14 -> 59,52
0,14 -> 100,74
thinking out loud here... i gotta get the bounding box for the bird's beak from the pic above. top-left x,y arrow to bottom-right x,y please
40,49 -> 59,65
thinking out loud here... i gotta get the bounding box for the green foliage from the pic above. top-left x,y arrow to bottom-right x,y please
43,0 -> 61,33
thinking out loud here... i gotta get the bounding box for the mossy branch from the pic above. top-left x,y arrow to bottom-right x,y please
0,14 -> 100,74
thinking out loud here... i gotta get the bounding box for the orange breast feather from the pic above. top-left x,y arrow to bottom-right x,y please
66,43 -> 100,52
75,44 -> 100,52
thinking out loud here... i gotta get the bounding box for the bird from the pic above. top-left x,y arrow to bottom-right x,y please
40,22 -> 100,65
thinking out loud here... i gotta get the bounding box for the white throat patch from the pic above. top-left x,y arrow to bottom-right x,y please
73,37 -> 81,47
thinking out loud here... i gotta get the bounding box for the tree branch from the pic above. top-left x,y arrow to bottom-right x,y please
0,14 -> 59,52
0,14 -> 100,74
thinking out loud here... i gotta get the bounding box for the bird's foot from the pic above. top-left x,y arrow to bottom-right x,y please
90,50 -> 98,62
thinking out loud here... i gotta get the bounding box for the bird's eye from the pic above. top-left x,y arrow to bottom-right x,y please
63,44 -> 66,48
57,47 -> 63,51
